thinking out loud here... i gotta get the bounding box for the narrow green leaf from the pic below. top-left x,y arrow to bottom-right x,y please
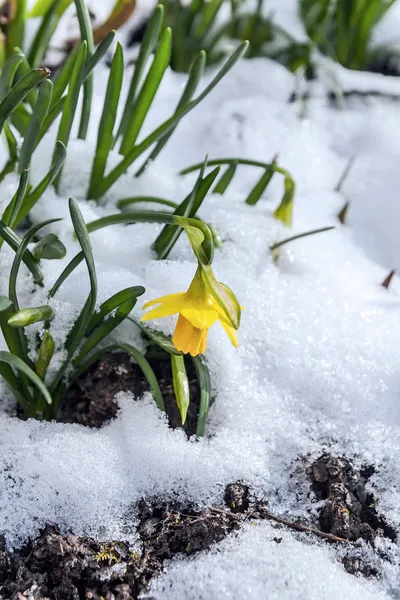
154,163 -> 220,260
135,49 -> 206,176
74,0 -> 95,139
86,286 -> 145,334
0,221 -> 44,284
74,297 -> 137,364
32,233 -> 66,260
0,350 -> 52,405
115,4 -> 164,145
15,141 -> 67,226
9,218 -> 61,309
128,315 -> 182,356
171,354 -> 190,424
213,162 -> 237,194
91,42 -> 249,199
51,44 -> 79,106
28,0 -> 62,67
269,226 -> 335,252
86,211 -> 175,234
48,251 -> 84,298
120,27 -> 172,155
88,42 -> 124,199
0,67 -> 50,135
1,169 -> 29,231
192,355 -> 211,436
53,41 -> 87,189
8,305 -> 55,327
245,164 -> 275,205
70,343 -> 165,411
0,295 -> 26,360
0,52 -> 24,100
19,79 -> 52,173
13,49 -> 38,108
6,0 -> 27,58
118,196 -> 178,210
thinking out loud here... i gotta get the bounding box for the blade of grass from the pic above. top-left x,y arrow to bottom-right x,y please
192,355 -> 211,437
74,0 -> 94,139
48,251 -> 84,298
0,350 -> 52,405
115,4 -> 164,145
19,79 -> 52,173
118,196 -> 178,209
1,169 -> 29,233
213,162 -> 237,194
135,49 -> 206,176
91,41 -> 249,199
270,226 -> 335,252
28,0 -> 62,67
86,286 -> 145,334
15,141 -> 67,226
0,52 -> 24,100
0,221 -> 44,284
6,0 -> 27,58
0,67 -> 50,134
120,27 -> 172,155
87,42 -> 124,199
53,42 -> 87,190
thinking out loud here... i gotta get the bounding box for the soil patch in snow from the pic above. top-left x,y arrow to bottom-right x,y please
61,352 -> 201,435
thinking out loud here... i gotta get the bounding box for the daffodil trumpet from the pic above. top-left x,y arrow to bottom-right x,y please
142,265 -> 241,356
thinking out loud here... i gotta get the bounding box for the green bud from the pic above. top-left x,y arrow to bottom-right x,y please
273,175 -> 295,228
171,354 -> 190,424
8,305 -> 55,328
32,234 -> 67,261
36,330 -> 54,379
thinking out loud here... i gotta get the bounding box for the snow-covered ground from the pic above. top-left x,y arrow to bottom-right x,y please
1,1 -> 400,598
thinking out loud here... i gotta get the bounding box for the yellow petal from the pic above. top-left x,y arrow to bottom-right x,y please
142,292 -> 185,310
181,307 -> 219,329
142,300 -> 182,321
173,314 -> 208,356
221,320 -> 239,348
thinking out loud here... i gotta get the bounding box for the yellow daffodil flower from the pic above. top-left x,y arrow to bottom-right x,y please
142,267 -> 239,356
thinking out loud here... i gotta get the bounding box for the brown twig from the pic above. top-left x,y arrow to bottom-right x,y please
208,506 -> 347,544
381,269 -> 396,289
93,0 -> 136,45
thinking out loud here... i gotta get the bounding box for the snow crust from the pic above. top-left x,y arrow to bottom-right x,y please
1,1 -> 400,598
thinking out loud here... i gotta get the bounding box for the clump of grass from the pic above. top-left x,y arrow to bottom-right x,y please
300,0 -> 397,71
160,0 -> 311,73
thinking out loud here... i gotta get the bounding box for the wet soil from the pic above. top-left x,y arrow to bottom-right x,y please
61,352 -> 201,437
0,458 -> 397,598
0,487 -> 248,600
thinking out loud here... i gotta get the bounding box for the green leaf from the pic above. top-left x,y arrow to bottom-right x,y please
128,315 -> 182,356
6,0 -> 27,58
118,196 -> 178,210
88,42 -> 124,199
192,355 -> 211,437
19,79 -> 52,173
8,305 -> 55,327
171,354 -> 190,424
213,162 -> 237,194
0,295 -> 26,361
0,67 -> 50,135
136,49 -> 206,176
28,0 -> 63,67
115,4 -> 164,145
32,233 -> 66,260
245,164 -> 275,205
36,330 -> 54,379
0,350 -> 52,405
120,27 -> 172,155
71,343 -> 165,411
12,49 -> 38,108
154,161 -> 219,260
270,226 -> 335,252
74,0 -> 95,139
0,52 -> 24,101
91,41 -> 249,200
53,41 -> 87,189
15,141 -> 67,226
0,221 -> 44,284
200,265 -> 241,330
1,169 -> 29,232
86,286 -> 145,334
48,251 -> 84,298
9,218 -> 61,309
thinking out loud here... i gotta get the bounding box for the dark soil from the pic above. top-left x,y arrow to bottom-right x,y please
0,487 -> 247,600
309,454 -> 397,577
61,352 -> 201,437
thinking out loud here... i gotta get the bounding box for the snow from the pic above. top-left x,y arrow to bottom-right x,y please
147,522 -> 391,600
1,1 -> 400,598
